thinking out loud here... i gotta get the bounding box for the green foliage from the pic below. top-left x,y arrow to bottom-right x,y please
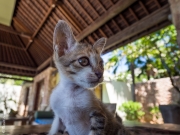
150,106 -> 160,114
119,101 -> 145,121
149,106 -> 160,119
0,86 -> 19,114
0,73 -> 33,86
105,25 -> 180,83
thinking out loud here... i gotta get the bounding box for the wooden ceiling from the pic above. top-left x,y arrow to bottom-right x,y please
0,0 -> 171,77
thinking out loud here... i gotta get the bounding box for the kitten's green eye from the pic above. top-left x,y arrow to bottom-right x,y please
78,57 -> 89,66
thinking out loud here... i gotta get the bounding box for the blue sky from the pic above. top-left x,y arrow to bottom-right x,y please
102,52 -> 128,74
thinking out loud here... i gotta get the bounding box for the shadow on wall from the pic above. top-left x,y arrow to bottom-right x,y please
135,82 -> 161,123
135,77 -> 180,123
168,77 -> 180,104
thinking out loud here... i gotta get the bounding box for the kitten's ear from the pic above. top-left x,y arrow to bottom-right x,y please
93,37 -> 107,54
53,20 -> 76,57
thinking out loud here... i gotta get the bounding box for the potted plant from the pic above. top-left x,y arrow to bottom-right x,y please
119,101 -> 145,122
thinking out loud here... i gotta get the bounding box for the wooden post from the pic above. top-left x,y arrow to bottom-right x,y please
131,63 -> 136,101
169,0 -> 180,49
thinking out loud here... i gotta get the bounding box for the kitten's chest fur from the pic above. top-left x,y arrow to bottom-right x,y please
50,83 -> 98,123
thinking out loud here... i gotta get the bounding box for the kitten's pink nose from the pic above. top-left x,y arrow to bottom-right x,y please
95,72 -> 102,79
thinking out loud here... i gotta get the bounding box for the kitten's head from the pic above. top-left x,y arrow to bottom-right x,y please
53,20 -> 106,88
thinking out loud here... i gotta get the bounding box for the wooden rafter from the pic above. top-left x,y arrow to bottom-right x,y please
52,7 -> 80,35
105,5 -> 170,51
111,19 -> 121,31
73,0 -> 93,22
0,42 -> 24,50
75,0 -> 137,41
105,24 -> 114,35
37,56 -> 52,71
120,14 -> 129,26
104,20 -> 171,54
93,32 -> 99,40
129,8 -> 139,21
13,17 -> 32,35
96,0 -> 106,12
0,62 -> 36,71
37,5 -> 170,71
154,0 -> 161,8
0,23 -> 31,38
0,68 -> 35,77
17,6 -> 38,28
0,76 -> 33,82
64,1 -> 88,27
85,0 -> 99,17
17,35 -> 37,67
56,1 -> 82,32
88,35 -> 95,43
99,28 -> 107,38
139,1 -> 149,15
25,1 -> 56,51
35,40 -> 52,56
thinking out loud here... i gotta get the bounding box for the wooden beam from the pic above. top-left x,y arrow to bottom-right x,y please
0,69 -> 35,77
104,20 -> 171,54
73,0 -> 93,22
56,1 -> 82,32
99,28 -> 107,38
139,1 -> 149,15
0,76 -> 33,82
85,0 -> 99,17
96,0 -> 106,12
0,62 -> 36,71
120,14 -> 129,26
75,0 -> 137,41
0,23 -> 31,38
111,19 -> 121,31
17,35 -> 37,67
169,0 -> 180,49
23,4 -> 170,72
0,42 -> 24,50
13,17 -> 32,35
64,0 -> 88,27
154,0 -> 161,8
35,40 -> 52,56
129,8 -> 139,21
37,56 -> 52,71
104,5 -> 170,51
26,2 -> 56,51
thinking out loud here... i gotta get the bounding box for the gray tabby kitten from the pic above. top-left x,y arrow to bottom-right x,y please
49,20 -> 131,135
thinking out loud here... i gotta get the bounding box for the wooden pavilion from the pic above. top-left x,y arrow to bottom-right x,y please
1,0 -> 179,78
1,0 -> 180,134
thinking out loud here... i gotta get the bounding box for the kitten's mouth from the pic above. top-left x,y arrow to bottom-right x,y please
89,81 -> 99,84
81,80 -> 98,84
81,78 -> 103,84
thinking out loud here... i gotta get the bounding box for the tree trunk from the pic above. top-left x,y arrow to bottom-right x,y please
155,44 -> 180,94
130,63 -> 136,101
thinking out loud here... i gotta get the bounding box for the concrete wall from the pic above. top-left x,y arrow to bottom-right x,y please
135,77 -> 180,123
102,81 -> 133,111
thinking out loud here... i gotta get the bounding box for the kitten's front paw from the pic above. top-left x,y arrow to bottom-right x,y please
89,110 -> 106,135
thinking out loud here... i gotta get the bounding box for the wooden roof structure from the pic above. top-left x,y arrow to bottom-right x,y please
0,0 -> 171,77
